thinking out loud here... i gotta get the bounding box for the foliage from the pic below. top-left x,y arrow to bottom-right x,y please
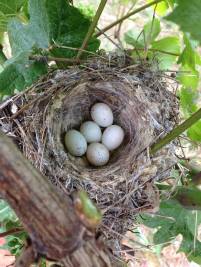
0,0 -> 28,42
0,0 -> 201,264
141,199 -> 201,264
0,0 -> 100,97
0,199 -> 27,256
166,0 -> 201,45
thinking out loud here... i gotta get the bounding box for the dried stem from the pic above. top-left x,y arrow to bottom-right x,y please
151,108 -> 201,154
95,0 -> 164,38
76,0 -> 107,59
29,55 -> 82,64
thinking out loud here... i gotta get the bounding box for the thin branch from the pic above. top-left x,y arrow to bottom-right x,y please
76,0 -> 107,59
95,0 -> 164,38
0,227 -> 24,238
132,47 -> 180,57
29,55 -> 82,64
151,108 -> 201,154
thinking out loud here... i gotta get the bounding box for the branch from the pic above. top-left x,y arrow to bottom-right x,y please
0,131 -> 83,261
29,55 -> 82,64
0,131 -> 115,266
151,108 -> 201,154
94,0 -> 164,38
0,227 -> 24,238
133,47 -> 180,57
76,0 -> 107,59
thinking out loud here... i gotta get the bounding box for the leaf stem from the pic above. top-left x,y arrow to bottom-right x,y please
151,108 -> 201,154
95,0 -> 164,38
76,0 -> 107,60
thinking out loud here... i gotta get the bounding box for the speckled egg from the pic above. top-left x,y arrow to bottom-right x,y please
86,143 -> 109,166
65,130 -> 87,156
91,103 -> 113,127
80,121 -> 102,143
102,125 -> 124,151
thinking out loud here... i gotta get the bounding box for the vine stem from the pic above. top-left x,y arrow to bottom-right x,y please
133,47 -> 180,57
95,0 -> 164,38
151,108 -> 201,154
76,0 -> 107,60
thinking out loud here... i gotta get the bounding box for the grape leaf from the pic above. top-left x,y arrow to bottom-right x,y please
178,35 -> 197,70
166,0 -> 201,45
148,0 -> 175,16
179,87 -> 198,117
177,65 -> 199,90
0,0 -> 27,38
8,0 -> 100,58
151,36 -> 180,69
187,121 -> 201,142
141,199 -> 201,264
0,52 -> 48,97
124,18 -> 160,48
0,0 -> 100,96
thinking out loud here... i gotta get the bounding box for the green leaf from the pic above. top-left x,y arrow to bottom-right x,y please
0,0 -> 27,36
0,200 -> 17,222
8,0 -> 100,58
177,65 -> 199,90
151,36 -> 180,69
124,18 -> 160,48
187,121 -> 201,142
0,52 -> 48,96
166,0 -> 201,45
178,35 -> 197,70
141,199 -> 201,262
148,0 -> 175,15
179,87 -> 198,117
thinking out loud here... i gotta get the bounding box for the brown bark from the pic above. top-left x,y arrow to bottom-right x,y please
0,131 -> 113,266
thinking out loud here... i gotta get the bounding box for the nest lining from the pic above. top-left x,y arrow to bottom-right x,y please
0,57 -> 179,243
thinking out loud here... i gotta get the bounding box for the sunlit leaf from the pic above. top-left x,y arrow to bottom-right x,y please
151,36 -> 180,69
187,121 -> 201,142
177,65 -> 199,90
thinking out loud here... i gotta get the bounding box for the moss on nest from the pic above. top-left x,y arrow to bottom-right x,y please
0,56 -> 179,249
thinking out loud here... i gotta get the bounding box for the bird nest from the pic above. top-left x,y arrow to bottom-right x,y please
0,55 -> 179,249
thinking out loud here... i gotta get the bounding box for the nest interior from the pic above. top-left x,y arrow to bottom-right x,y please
0,56 -> 179,247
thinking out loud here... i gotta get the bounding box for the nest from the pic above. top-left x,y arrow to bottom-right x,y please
0,55 -> 179,250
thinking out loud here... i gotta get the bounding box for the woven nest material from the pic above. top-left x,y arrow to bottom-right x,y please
0,56 -> 179,248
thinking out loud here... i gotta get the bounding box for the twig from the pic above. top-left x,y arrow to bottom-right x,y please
76,0 -> 107,59
95,0 -> 164,38
151,108 -> 201,154
29,55 -> 81,64
132,47 -> 180,57
0,227 -> 24,238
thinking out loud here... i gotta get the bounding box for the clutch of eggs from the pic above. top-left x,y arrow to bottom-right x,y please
64,103 -> 124,167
